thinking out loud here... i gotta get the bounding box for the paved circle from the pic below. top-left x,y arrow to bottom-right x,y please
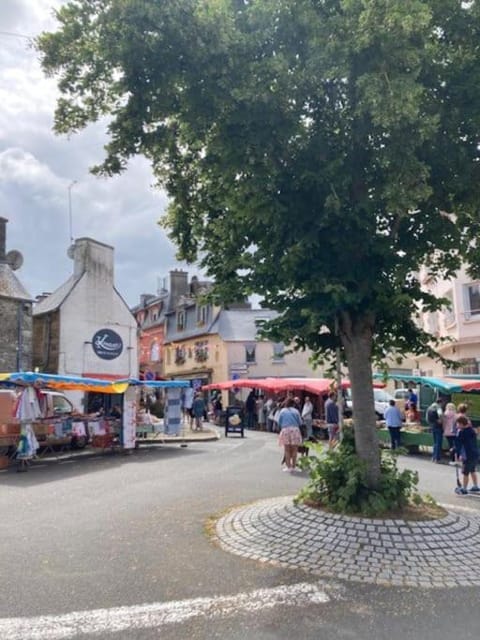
215,496 -> 480,588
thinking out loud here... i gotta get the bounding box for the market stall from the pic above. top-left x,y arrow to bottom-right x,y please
373,373 -> 480,452
0,373 -> 190,469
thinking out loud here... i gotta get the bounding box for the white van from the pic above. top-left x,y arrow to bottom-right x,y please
344,388 -> 394,419
0,388 -> 84,449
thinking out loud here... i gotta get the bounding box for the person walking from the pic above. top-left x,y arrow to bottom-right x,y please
427,401 -> 443,463
191,393 -> 206,431
278,398 -> 303,472
455,415 -> 480,495
324,392 -> 339,449
442,402 -> 457,465
301,396 -> 314,440
383,399 -> 403,450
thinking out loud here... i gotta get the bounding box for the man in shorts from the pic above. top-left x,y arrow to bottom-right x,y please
324,392 -> 339,448
455,415 -> 479,495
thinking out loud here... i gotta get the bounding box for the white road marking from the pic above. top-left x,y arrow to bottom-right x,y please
0,582 -> 330,640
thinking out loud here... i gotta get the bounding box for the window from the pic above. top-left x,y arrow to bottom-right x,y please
459,358 -> 480,375
427,311 -> 439,336
196,304 -> 209,326
272,343 -> 285,362
150,342 -> 160,362
194,340 -> 209,362
176,310 -> 186,331
443,290 -> 455,327
245,343 -> 256,364
464,283 -> 480,320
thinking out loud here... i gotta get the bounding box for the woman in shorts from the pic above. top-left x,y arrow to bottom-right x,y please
278,398 -> 303,473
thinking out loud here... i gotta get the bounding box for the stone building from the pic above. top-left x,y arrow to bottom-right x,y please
0,217 -> 33,371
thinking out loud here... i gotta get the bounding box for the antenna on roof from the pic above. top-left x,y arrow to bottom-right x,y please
67,180 -> 77,245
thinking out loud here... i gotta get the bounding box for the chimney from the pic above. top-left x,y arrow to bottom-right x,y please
71,237 -> 114,284
0,217 -> 7,263
169,269 -> 189,309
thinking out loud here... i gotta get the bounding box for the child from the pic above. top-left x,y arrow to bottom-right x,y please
455,415 -> 479,495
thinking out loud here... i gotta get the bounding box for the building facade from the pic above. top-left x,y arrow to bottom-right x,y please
161,272 -> 319,401
0,217 -> 33,371
417,265 -> 480,376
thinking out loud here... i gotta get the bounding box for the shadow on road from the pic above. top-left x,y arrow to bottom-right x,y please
0,445 -> 204,487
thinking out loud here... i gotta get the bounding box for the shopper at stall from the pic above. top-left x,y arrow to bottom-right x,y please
245,390 -> 257,430
278,398 -> 303,472
442,402 -> 458,465
427,401 -> 443,463
384,399 -> 403,450
301,396 -> 314,440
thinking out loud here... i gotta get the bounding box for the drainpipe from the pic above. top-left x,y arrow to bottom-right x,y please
16,302 -> 23,371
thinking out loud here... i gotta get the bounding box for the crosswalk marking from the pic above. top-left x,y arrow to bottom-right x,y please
0,582 -> 330,640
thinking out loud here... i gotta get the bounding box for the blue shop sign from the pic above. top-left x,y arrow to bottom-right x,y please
92,329 -> 123,360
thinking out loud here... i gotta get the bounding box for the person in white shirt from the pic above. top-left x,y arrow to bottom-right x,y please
301,396 -> 314,439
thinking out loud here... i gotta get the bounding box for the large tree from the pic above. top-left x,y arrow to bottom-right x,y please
38,0 -> 480,487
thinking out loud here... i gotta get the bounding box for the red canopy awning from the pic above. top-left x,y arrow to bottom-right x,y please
202,377 -> 385,395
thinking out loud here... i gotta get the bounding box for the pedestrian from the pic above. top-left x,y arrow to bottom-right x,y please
182,385 -> 194,427
245,390 -> 257,430
442,402 -> 457,465
454,415 -> 480,495
278,398 -> 303,472
213,395 -> 223,425
256,395 -> 266,431
191,392 -> 206,431
265,396 -> 275,432
427,401 -> 443,463
407,387 -> 418,419
324,392 -> 339,449
383,399 -> 403,450
301,395 -> 314,440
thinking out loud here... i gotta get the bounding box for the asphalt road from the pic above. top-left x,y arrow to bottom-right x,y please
0,428 -> 479,640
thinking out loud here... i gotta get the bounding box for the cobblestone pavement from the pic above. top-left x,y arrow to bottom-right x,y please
215,496 -> 480,589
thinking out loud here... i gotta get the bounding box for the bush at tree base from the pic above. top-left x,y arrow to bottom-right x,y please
296,429 -> 422,518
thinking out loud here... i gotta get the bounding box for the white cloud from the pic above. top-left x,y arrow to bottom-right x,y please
0,0 -> 193,306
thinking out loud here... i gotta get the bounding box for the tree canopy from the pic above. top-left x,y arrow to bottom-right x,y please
37,0 -> 480,485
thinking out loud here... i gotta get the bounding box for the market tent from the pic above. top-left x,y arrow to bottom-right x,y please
0,372 -> 130,394
372,372 -> 480,394
202,377 -> 385,395
123,378 -> 190,389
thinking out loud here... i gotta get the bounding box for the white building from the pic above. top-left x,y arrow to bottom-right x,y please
32,237 -> 138,411
417,265 -> 480,376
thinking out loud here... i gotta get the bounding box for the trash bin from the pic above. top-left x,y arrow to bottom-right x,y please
225,406 -> 244,438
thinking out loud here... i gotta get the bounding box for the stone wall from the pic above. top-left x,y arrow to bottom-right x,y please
0,297 -> 32,371
32,311 -> 60,373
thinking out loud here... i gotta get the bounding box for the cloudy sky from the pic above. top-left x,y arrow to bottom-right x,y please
0,0 -> 192,307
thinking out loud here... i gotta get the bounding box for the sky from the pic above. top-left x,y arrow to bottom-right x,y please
0,0 -> 193,308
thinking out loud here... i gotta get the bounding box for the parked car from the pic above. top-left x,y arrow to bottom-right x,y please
343,388 -> 395,419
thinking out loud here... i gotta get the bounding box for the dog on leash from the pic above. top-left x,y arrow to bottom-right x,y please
281,442 -> 310,467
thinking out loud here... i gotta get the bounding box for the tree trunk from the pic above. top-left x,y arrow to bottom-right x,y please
339,311 -> 381,488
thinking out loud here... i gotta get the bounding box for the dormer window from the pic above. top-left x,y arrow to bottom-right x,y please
177,310 -> 186,331
196,304 -> 209,326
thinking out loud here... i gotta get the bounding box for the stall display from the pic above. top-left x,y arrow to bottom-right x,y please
0,373 -> 191,470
